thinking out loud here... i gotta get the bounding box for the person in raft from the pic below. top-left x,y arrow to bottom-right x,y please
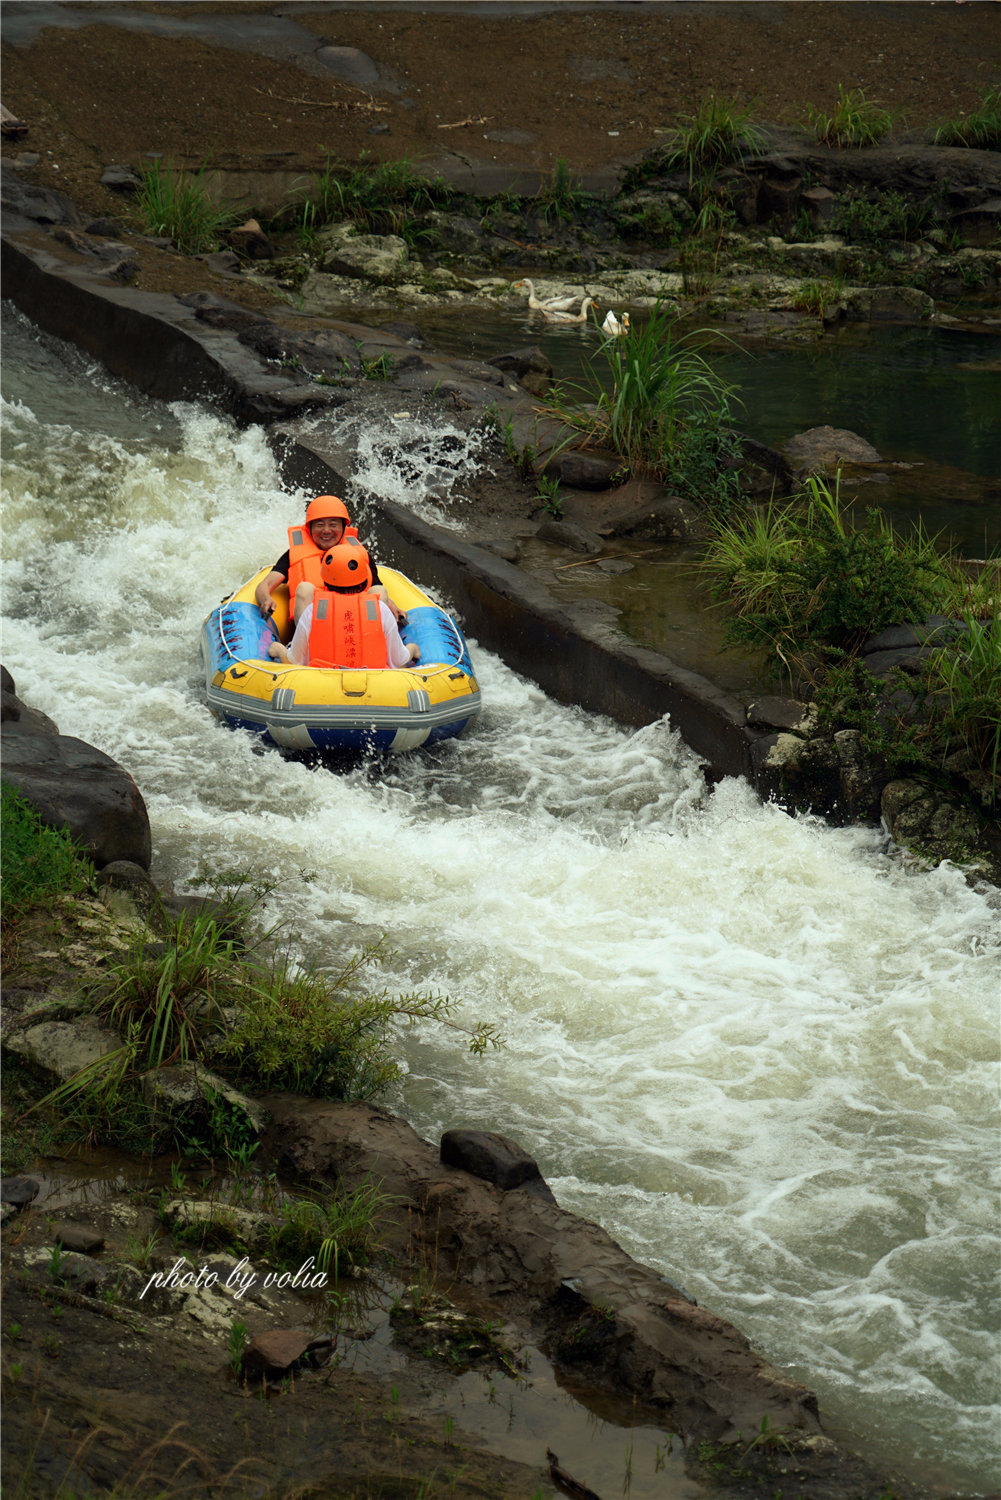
267,538 -> 420,669
254,493 -> 403,625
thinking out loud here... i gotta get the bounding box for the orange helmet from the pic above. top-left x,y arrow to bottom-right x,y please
320,537 -> 373,592
305,494 -> 350,528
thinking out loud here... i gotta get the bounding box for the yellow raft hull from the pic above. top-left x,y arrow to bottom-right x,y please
200,566 -> 481,754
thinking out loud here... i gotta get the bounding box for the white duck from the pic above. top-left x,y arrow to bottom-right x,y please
514,278 -> 578,314
601,309 -> 630,337
541,295 -> 599,325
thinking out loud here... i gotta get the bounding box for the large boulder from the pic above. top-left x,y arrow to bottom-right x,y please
1,672 -> 151,870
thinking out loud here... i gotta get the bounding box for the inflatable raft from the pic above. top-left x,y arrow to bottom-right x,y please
200,565 -> 481,754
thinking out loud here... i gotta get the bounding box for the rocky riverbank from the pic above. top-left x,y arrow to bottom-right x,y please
2,8 -> 999,1495
1,665 -> 962,1500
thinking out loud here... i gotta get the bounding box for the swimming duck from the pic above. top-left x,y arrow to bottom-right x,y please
601,309 -> 630,337
514,278 -> 578,314
541,295 -> 599,325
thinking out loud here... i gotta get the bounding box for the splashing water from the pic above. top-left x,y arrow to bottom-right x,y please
2,308 -> 998,1491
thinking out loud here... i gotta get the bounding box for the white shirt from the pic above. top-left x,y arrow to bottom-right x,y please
287,598 -> 413,669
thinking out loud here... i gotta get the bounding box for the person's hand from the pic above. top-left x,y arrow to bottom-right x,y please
267,641 -> 287,662
258,596 -> 275,620
408,643 -> 421,663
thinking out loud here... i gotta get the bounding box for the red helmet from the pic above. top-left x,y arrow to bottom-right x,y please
320,537 -> 373,592
305,494 -> 350,528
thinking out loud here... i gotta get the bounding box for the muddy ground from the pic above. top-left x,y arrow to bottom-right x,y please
2,0 -> 998,271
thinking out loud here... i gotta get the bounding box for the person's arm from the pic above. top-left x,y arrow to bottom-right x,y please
380,601 -> 419,668
372,582 -> 406,624
255,569 -> 285,615
256,552 -> 290,615
269,606 -> 311,665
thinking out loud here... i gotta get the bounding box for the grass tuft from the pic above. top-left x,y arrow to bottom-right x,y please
541,300 -> 744,511
663,93 -> 765,184
134,161 -> 237,253
808,85 -> 895,148
934,87 -> 1001,151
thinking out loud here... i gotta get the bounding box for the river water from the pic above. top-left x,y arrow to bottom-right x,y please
2,307 -> 999,1494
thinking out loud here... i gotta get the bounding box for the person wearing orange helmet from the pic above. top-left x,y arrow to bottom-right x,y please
267,538 -> 419,670
254,494 -> 402,624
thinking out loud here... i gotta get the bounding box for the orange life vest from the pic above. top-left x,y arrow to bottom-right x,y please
308,589 -> 389,670
286,524 -> 358,610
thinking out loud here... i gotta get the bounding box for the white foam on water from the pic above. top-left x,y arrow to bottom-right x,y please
2,312 -> 998,1490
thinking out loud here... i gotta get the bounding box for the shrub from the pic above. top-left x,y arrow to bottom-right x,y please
295,155 -> 452,238
663,93 -> 765,185
703,475 -> 948,671
1,785 -> 93,920
834,187 -> 929,245
134,161 -> 236,253
808,86 -> 895,148
34,912 -> 502,1156
934,87 -> 1001,151
542,301 -> 743,509
921,613 -> 1001,803
534,158 -> 589,224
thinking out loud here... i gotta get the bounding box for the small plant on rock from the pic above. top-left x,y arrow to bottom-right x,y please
934,86 -> 1001,151
535,474 -> 563,518
808,85 -> 894,148
134,161 -> 237,254
663,92 -> 765,185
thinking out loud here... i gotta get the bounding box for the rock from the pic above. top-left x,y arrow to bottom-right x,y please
160,1197 -> 269,1247
801,184 -> 839,227
746,696 -> 810,733
0,731 -> 151,870
950,198 -> 1001,248
845,286 -> 935,323
1,679 -> 58,734
140,1063 -> 269,1138
543,452 -> 621,490
53,1222 -> 105,1255
535,519 -> 603,554
50,1250 -> 111,1295
834,728 -> 882,820
195,250 -> 240,274
781,425 -> 882,471
487,346 -> 554,395
228,218 -> 275,260
440,1129 -> 556,1202
1,1176 -> 40,1207
448,358 -> 504,387
3,1019 -> 123,1083
599,493 -> 702,542
881,779 -> 982,863
862,617 -> 961,653
237,323 -> 361,378
729,435 -> 795,498
379,320 -> 427,346
320,233 -> 411,284
1,168 -> 80,226
100,165 -> 141,192
240,1329 -> 335,1383
315,45 -> 392,92
97,861 -> 162,923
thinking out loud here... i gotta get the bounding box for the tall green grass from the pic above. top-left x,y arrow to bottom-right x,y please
296,155 -> 451,241
934,86 -> 1001,151
808,86 -> 895,148
704,474 -> 947,666
663,93 -> 765,184
923,613 -> 1001,800
542,301 -> 742,506
134,161 -> 236,253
